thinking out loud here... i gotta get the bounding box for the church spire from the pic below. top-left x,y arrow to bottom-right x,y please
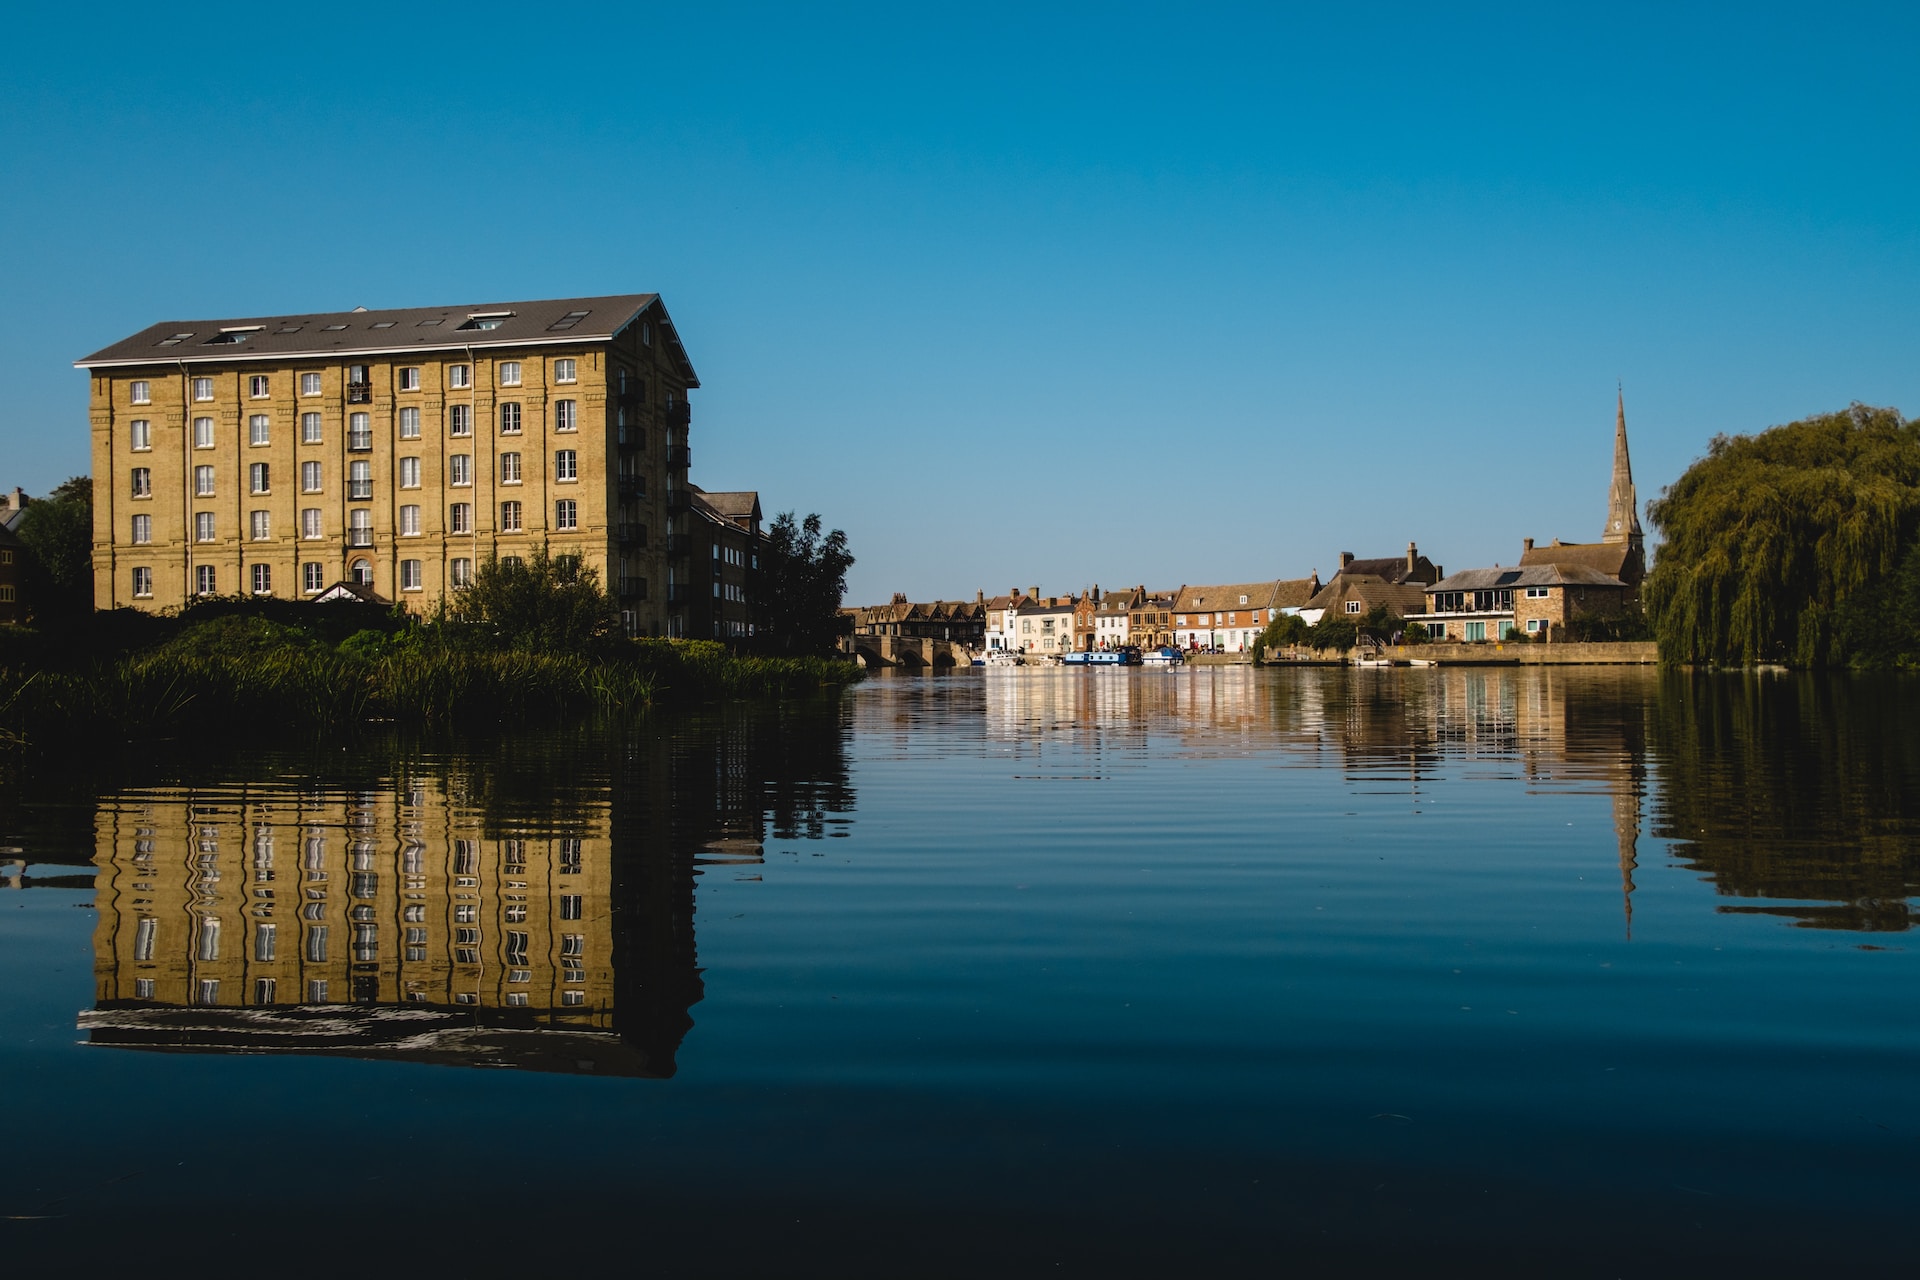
1604,386 -> 1642,546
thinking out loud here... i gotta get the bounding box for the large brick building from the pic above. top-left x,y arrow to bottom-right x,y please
75,294 -> 698,635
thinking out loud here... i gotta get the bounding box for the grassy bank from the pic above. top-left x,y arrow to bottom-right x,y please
0,609 -> 859,755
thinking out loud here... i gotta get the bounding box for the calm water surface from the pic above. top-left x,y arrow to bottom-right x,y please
3,667 -> 1918,1276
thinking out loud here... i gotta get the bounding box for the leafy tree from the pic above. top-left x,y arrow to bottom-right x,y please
758,511 -> 854,656
1645,404 -> 1920,666
15,475 -> 93,621
1305,616 -> 1358,651
1401,621 -> 1433,644
449,544 -> 618,653
1256,611 -> 1309,651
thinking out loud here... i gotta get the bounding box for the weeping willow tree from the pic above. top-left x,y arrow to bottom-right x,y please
1644,404 -> 1920,666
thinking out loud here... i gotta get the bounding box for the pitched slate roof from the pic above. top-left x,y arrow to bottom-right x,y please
697,491 -> 761,522
1429,564 -> 1626,593
76,293 -> 698,385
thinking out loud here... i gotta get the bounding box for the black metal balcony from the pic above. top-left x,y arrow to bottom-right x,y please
616,576 -> 647,601
666,583 -> 691,605
666,533 -> 692,557
666,402 -> 691,428
617,385 -> 643,407
617,475 -> 646,501
347,528 -> 374,548
348,383 -> 373,405
617,425 -> 645,450
666,445 -> 691,469
666,488 -> 691,514
616,522 -> 647,548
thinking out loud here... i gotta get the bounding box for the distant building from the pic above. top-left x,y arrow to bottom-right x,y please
687,487 -> 761,642
1299,544 -> 1439,625
0,488 -> 26,625
848,593 -> 986,646
1012,592 -> 1077,654
983,588 -> 1037,653
1519,391 -> 1647,596
1171,579 -> 1311,651
1090,585 -> 1147,650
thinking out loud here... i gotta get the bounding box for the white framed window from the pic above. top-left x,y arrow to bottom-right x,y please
1525,618 -> 1543,633
132,566 -> 153,597
449,502 -> 472,533
554,449 -> 577,481
191,416 -> 213,449
450,454 -> 472,486
130,467 -> 151,497
303,561 -> 324,593
553,399 -> 576,431
399,504 -> 420,536
195,465 -> 215,496
499,402 -> 521,434
499,500 -> 522,532
398,367 -> 420,391
1525,586 -> 1550,599
192,377 -> 214,401
300,372 -> 322,396
302,460 -> 322,493
301,508 -> 322,539
249,414 -> 270,445
1344,600 -> 1362,614
131,514 -> 151,544
196,564 -> 216,595
448,364 -> 470,389
348,411 -> 372,450
400,559 -> 422,591
399,457 -> 421,488
130,419 -> 151,451
451,557 -> 472,587
249,462 -> 270,494
301,412 -> 322,443
399,406 -> 420,439
250,510 -> 270,541
251,563 -> 272,595
249,375 -> 270,399
195,512 -> 216,542
554,358 -> 577,383
449,404 -> 471,436
499,452 -> 521,484
348,459 -> 372,499
130,380 -> 151,404
498,360 -> 521,386
555,498 -> 577,530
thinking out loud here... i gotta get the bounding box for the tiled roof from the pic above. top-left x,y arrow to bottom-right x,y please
1518,540 -> 1634,577
1305,576 -> 1432,615
698,491 -> 761,521
1174,581 -> 1290,613
76,293 -> 698,385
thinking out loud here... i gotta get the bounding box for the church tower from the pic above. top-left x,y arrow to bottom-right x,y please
1603,388 -> 1643,550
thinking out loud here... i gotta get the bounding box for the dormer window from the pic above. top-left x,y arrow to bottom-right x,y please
203,326 -> 263,346
458,311 -> 514,331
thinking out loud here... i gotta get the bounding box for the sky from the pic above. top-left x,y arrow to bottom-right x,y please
4,2 -> 1917,604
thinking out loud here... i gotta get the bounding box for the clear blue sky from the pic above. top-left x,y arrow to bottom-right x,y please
4,2 -> 1916,603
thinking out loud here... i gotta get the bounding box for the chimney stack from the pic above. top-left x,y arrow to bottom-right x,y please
1407,541 -> 1418,574
892,591 -> 908,605
1523,537 -> 1534,552
1030,586 -> 1040,599
975,589 -> 984,604
1339,551 -> 1354,569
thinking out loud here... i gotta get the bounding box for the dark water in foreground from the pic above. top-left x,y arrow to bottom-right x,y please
3,667 -> 1919,1276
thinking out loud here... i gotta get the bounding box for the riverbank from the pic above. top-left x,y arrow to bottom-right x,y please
0,619 -> 860,754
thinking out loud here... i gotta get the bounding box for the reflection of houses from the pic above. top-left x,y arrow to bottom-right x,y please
1299,545 -> 1438,625
81,704 -> 856,1077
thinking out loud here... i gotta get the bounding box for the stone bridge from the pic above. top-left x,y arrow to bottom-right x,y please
841,634 -> 973,668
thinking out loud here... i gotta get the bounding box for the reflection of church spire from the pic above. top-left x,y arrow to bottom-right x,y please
1612,756 -> 1644,939
1604,387 -> 1643,548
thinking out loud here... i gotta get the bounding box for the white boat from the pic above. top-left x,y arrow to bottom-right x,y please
1141,646 -> 1185,667
974,649 -> 1024,667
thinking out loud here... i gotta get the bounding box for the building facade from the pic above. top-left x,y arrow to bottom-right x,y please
1299,545 -> 1438,625
76,294 -> 698,636
687,488 -> 762,642
1171,579 -> 1306,651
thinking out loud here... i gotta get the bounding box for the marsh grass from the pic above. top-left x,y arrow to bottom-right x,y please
0,632 -> 857,755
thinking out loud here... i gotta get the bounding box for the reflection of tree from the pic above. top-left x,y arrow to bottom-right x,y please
1647,673 -> 1920,931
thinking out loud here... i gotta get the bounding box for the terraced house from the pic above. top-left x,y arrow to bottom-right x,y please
77,294 -> 699,635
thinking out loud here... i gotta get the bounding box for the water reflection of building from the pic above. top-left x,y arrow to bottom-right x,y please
80,703 -> 855,1075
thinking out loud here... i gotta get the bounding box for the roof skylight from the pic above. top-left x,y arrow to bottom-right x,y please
371,321 -> 397,329
155,332 -> 195,347
458,310 -> 515,331
546,309 -> 591,331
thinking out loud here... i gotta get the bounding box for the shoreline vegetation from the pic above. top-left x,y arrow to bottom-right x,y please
0,596 -> 858,759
